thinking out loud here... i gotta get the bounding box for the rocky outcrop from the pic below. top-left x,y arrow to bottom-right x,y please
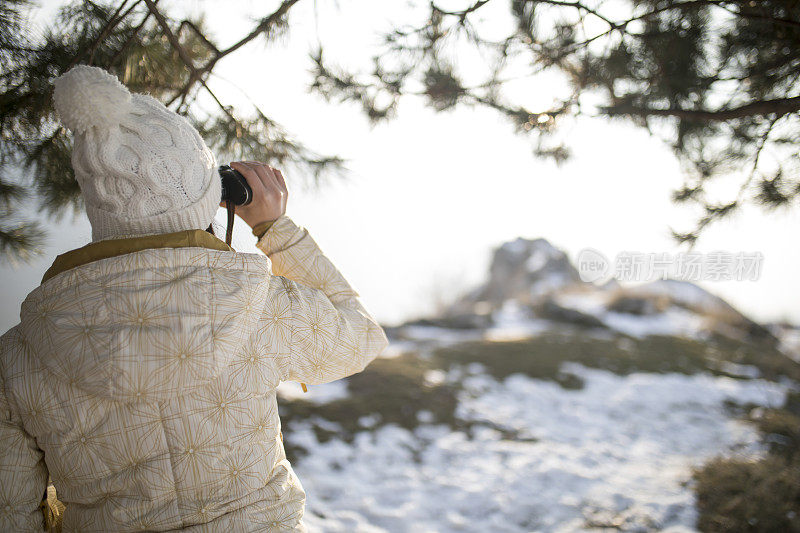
392,237 -> 777,346
449,237 -> 583,315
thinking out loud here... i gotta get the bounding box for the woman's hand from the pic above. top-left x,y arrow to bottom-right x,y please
220,161 -> 288,229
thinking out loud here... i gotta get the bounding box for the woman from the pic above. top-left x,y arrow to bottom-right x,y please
0,65 -> 388,531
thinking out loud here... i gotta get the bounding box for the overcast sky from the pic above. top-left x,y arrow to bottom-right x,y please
2,0 -> 798,333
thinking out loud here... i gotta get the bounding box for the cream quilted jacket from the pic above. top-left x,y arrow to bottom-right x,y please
0,215 -> 388,532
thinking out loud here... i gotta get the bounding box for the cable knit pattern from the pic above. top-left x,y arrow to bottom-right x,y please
0,215 -> 388,531
53,65 -> 221,242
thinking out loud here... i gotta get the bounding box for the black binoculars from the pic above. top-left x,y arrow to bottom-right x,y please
219,165 -> 253,206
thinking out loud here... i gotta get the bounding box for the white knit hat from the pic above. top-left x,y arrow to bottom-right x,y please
52,65 -> 221,242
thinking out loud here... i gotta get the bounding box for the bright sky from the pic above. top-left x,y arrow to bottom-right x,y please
2,0 -> 798,333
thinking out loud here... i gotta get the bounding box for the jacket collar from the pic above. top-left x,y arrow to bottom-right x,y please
42,229 -> 233,283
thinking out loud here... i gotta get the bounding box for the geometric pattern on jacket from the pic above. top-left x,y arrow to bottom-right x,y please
0,215 -> 388,532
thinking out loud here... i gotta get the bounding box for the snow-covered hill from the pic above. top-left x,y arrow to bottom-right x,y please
277,237 -> 800,532
405,237 -> 778,347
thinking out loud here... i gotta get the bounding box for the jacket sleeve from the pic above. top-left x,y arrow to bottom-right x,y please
0,333 -> 48,532
255,215 -> 389,385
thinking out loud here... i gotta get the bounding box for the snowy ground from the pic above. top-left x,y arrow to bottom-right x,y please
276,250 -> 798,531
282,354 -> 789,532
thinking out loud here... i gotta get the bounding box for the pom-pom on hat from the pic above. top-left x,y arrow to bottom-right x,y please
52,65 -> 221,242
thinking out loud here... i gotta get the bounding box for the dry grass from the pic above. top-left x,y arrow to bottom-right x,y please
432,330 -> 797,383
694,454 -> 800,532
279,353 -> 459,462
694,391 -> 800,532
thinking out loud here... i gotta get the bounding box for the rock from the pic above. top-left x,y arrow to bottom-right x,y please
402,313 -> 494,330
536,299 -> 607,329
607,295 -> 669,316
450,237 -> 583,314
624,280 -> 777,344
396,237 -> 778,346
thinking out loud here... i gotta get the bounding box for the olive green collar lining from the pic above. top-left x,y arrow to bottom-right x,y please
42,229 -> 233,284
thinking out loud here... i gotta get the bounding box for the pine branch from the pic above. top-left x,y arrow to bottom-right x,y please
0,220 -> 45,264
164,0 -> 304,107
67,0 -> 143,70
602,96 -> 800,121
219,0 -> 300,57
432,0 -> 494,23
107,8 -> 152,67
178,19 -> 220,55
711,1 -> 800,29
674,114 -> 784,244
524,0 -> 619,29
141,0 -> 195,72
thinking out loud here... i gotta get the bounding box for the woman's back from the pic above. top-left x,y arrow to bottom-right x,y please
0,64 -> 387,531
0,217 -> 388,531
